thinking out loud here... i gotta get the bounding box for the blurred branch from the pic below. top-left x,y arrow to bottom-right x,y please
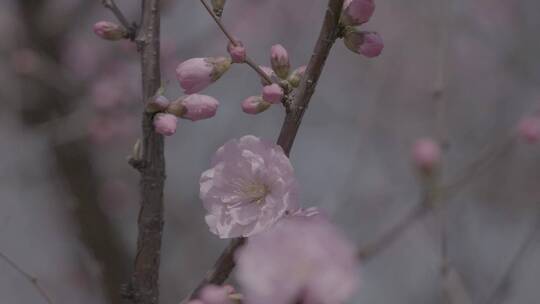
182,0 -> 345,301
198,0 -> 274,85
102,0 -> 137,39
125,1 -> 165,304
0,250 -> 54,304
483,211 -> 540,304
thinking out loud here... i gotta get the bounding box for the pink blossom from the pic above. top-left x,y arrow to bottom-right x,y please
93,21 -> 125,41
262,84 -> 284,104
344,30 -> 384,58
198,285 -> 232,304
200,135 -> 299,238
412,138 -> 441,172
227,41 -> 246,63
270,44 -> 290,79
176,57 -> 231,94
342,0 -> 375,26
236,216 -> 359,304
180,94 -> 219,121
518,116 -> 540,144
241,96 -> 271,115
153,113 -> 178,136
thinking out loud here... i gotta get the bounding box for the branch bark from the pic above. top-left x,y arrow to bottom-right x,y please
183,0 -> 344,301
128,1 -> 165,304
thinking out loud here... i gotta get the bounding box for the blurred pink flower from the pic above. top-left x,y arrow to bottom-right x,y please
241,96 -> 271,115
153,113 -> 178,136
198,285 -> 232,304
200,135 -> 299,238
180,94 -> 220,121
412,138 -> 441,172
518,116 -> 540,144
262,84 -> 284,104
270,44 -> 290,79
236,216 -> 359,304
342,0 -> 375,26
176,57 -> 231,94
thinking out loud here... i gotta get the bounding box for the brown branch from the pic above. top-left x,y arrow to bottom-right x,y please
102,0 -> 137,39
182,0 -> 345,301
198,0 -> 274,85
0,250 -> 54,304
126,1 -> 165,304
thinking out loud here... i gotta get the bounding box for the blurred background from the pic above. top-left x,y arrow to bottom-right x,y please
1,0 -> 540,303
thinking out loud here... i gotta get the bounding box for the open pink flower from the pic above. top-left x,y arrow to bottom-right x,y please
200,135 -> 299,238
236,216 -> 359,304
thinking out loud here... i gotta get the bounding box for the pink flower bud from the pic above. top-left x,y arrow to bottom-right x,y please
199,285 -> 232,304
176,57 -> 231,94
344,30 -> 383,58
287,65 -> 307,87
227,41 -> 246,63
93,21 -> 126,41
342,0 -> 375,26
518,116 -> 540,144
412,138 -> 441,173
262,84 -> 284,104
241,96 -> 271,115
270,44 -> 290,79
153,113 -> 178,136
259,66 -> 276,85
180,94 -> 220,121
146,95 -> 170,113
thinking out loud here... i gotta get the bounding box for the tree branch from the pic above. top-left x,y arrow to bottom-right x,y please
0,250 -> 54,304
182,0 -> 344,301
127,1 -> 165,304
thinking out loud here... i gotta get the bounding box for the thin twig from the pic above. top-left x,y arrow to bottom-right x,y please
0,251 -> 54,304
101,0 -> 136,39
198,0 -> 274,85
182,0 -> 345,302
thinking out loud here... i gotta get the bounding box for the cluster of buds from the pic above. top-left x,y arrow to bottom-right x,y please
242,44 -> 307,115
340,0 -> 384,58
148,93 -> 220,136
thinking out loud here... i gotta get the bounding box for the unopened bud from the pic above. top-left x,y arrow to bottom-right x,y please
412,138 -> 441,174
270,44 -> 290,79
93,21 -> 126,41
211,0 -> 226,16
153,113 -> 178,136
287,65 -> 307,88
518,116 -> 540,144
227,41 -> 246,63
344,29 -> 383,58
262,84 -> 284,104
146,95 -> 170,113
341,0 -> 375,26
241,96 -> 271,115
176,57 -> 231,94
180,94 -> 219,121
166,98 -> 187,117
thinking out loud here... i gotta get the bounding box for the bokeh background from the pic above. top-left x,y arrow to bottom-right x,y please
1,0 -> 540,303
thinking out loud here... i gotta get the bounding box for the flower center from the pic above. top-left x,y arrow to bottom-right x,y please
242,182 -> 269,204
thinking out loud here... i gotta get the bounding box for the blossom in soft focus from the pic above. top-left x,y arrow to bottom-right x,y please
180,94 -> 220,121
288,65 -> 307,88
227,41 -> 246,63
270,44 -> 290,79
153,113 -> 178,136
518,116 -> 540,144
236,216 -> 359,304
344,30 -> 384,58
412,138 -> 442,173
93,21 -> 126,41
198,285 -> 233,304
200,135 -> 299,238
342,0 -> 375,26
176,57 -> 231,94
262,84 -> 284,104
241,96 -> 271,115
